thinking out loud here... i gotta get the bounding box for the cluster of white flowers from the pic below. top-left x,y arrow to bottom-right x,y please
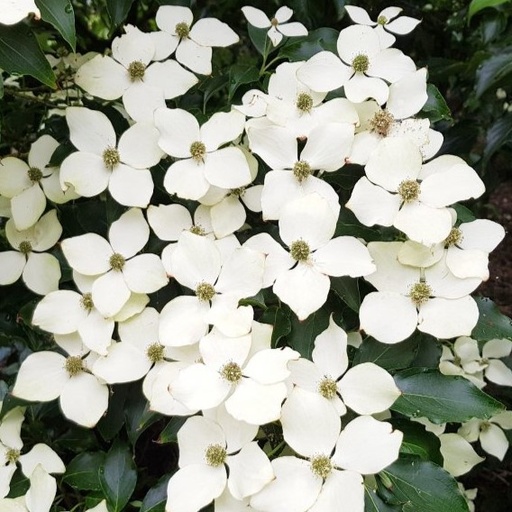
0,3 -> 509,511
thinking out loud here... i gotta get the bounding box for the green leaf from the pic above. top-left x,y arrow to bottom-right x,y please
97,384 -> 129,441
331,276 -> 361,312
392,368 -> 504,424
63,452 -> 105,491
158,417 -> 187,444
106,0 -> 135,29
279,28 -> 339,61
99,439 -> 137,512
451,203 -> 476,223
380,456 -> 469,512
468,0 -> 511,21
124,385 -> 160,445
483,114 -> 512,165
247,24 -> 268,56
228,64 -> 259,100
287,307 -> 330,359
475,51 -> 512,98
35,0 -> 76,52
260,306 -> 292,347
140,475 -> 171,512
0,23 -> 56,88
421,84 -> 452,123
472,296 -> 512,341
391,418 -> 442,465
365,488 -> 400,512
353,335 -> 420,371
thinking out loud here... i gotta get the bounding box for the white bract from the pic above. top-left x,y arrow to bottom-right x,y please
0,0 -> 40,25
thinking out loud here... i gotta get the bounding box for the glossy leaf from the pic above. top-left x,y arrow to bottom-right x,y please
158,417 -> 187,444
140,475 -> 171,512
468,0 -> 511,21
279,28 -> 339,62
483,113 -> 512,165
421,84 -> 452,123
472,296 -> 512,341
287,307 -> 330,359
260,306 -> 292,348
331,276 -> 361,312
106,0 -> 135,29
63,452 -> 105,491
365,488 -> 400,512
353,335 -> 420,371
247,24 -> 268,56
380,456 -> 469,512
35,0 -> 76,51
228,64 -> 259,100
99,439 -> 137,512
475,51 -> 512,98
0,23 -> 56,88
392,368 -> 504,424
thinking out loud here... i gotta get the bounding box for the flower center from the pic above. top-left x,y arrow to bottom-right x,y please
103,147 -> 120,170
175,22 -> 190,39
18,241 -> 33,255
28,166 -> 43,182
377,15 -> 388,25
230,187 -> 246,198
80,293 -> 94,312
146,342 -> 165,363
189,225 -> 206,236
270,17 -> 279,27
290,240 -> 310,262
444,227 -> 463,248
398,180 -> 420,202
196,282 -> 216,302
128,60 -> 146,81
65,355 -> 84,376
293,160 -> 312,182
109,253 -> 126,271
352,54 -> 369,73
190,141 -> 206,162
409,282 -> 432,306
205,444 -> 227,466
220,361 -> 243,383
296,92 -> 314,113
5,448 -> 20,464
310,454 -> 332,479
370,110 -> 394,136
318,377 -> 338,399
480,421 -> 491,432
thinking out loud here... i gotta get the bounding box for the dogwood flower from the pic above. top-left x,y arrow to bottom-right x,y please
60,107 -> 163,207
438,433 -> 485,477
345,6 -> 421,48
155,5 -> 239,75
0,0 -> 40,25
241,6 -> 307,47
0,210 -> 62,295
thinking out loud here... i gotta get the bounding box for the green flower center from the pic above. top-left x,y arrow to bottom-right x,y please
220,361 -> 243,384
290,240 -> 310,262
28,166 -> 43,182
293,160 -> 312,182
480,421 -> 491,432
189,225 -> 206,236
146,342 -> 165,363
175,22 -> 190,39
398,180 -> 420,202
370,110 -> 394,136
205,443 -> 227,466
318,377 -> 338,399
5,448 -> 20,464
109,253 -> 126,271
444,227 -> 463,248
103,147 -> 120,170
80,293 -> 94,312
128,60 -> 146,81
231,187 -> 246,198
65,355 -> 84,376
310,455 -> 332,479
18,241 -> 33,255
296,92 -> 314,113
409,282 -> 432,306
196,282 -> 216,302
190,141 -> 206,162
352,54 -> 369,73
377,15 -> 388,25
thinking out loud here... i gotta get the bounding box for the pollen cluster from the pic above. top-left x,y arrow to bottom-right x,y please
290,240 -> 310,262
397,180 -> 420,203
310,454 -> 333,479
409,282 -> 432,306
205,443 -> 227,467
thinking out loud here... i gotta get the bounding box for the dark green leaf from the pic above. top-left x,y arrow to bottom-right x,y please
0,74 -> 3,99
201,74 -> 229,110
331,276 -> 361,312
391,418 -> 442,465
0,23 -> 56,88
392,368 -> 504,423
472,296 -> 512,341
279,28 -> 339,61
287,307 -> 330,359
333,0 -> 349,20
228,64 -> 259,100
421,84 -> 452,123
97,384 -> 129,441
380,456 -> 469,512
451,203 -> 476,223
35,0 -> 76,51
353,335 -> 420,371
158,417 -> 187,444
334,208 -> 384,241
99,439 -> 137,512
247,24 -> 268,56
140,474 -> 171,512
365,487 -> 400,512
106,0 -> 135,29
483,114 -> 512,165
408,333 -> 442,369
260,306 -> 291,348
124,385 -> 160,445
54,426 -> 99,453
475,51 -> 512,98
63,452 -> 105,491
468,0 -> 511,21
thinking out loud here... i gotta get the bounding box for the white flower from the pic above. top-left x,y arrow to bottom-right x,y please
438,433 -> 485,477
0,210 -> 62,295
60,208 -> 168,318
155,5 -> 239,75
155,108 -> 252,200
60,107 -> 163,206
345,6 -> 421,48
165,415 -> 273,512
0,0 -> 40,25
242,6 -> 307,47
438,344 -> 485,389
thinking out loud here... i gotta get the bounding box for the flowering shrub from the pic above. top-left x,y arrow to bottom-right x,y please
0,1 -> 511,511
